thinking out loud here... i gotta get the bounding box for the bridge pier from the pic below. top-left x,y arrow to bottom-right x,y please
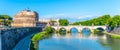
78,28 -> 82,33
78,30 -> 82,33
78,33 -> 83,38
55,26 -> 60,33
90,29 -> 94,33
66,27 -> 70,33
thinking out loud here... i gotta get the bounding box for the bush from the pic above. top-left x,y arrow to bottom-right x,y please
55,30 -> 59,33
45,26 -> 53,33
31,32 -> 46,50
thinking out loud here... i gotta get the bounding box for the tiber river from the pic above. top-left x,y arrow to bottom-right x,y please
13,28 -> 120,50
38,28 -> 120,50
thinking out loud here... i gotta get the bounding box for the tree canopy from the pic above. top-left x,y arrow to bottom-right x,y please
71,14 -> 120,27
59,19 -> 69,26
0,15 -> 12,26
0,15 -> 12,20
108,15 -> 120,27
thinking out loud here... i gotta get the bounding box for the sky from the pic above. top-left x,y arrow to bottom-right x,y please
0,0 -> 120,22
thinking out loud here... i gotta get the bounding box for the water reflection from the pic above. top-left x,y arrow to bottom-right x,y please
39,28 -> 120,50
70,28 -> 78,35
82,28 -> 91,37
78,33 -> 83,38
65,33 -> 71,38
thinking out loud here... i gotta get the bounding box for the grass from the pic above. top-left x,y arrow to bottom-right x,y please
111,35 -> 120,39
104,32 -> 120,39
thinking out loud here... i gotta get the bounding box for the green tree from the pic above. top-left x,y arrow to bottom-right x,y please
108,15 -> 120,27
112,15 -> 120,25
72,14 -> 111,26
0,15 -> 12,26
59,19 -> 69,26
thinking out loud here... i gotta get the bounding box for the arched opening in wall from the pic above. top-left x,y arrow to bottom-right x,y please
82,28 -> 91,37
70,27 -> 78,35
59,27 -> 66,35
95,27 -> 105,36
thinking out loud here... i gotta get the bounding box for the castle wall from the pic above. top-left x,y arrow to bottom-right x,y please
11,9 -> 39,27
0,27 -> 42,50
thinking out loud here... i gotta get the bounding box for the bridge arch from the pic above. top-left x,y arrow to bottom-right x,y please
93,26 -> 107,32
59,27 -> 67,34
82,27 -> 91,37
96,27 -> 105,31
59,27 -> 66,30
70,27 -> 78,33
82,27 -> 91,32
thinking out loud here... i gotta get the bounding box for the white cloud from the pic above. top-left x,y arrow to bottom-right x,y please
39,13 -> 68,19
77,15 -> 97,20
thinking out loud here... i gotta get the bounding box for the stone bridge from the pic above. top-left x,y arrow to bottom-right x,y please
52,26 -> 107,33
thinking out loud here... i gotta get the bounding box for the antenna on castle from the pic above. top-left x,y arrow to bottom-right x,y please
24,7 -> 30,11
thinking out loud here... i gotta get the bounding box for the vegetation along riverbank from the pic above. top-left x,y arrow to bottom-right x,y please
30,26 -> 53,50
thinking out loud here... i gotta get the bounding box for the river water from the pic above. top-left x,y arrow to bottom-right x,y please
38,28 -> 120,50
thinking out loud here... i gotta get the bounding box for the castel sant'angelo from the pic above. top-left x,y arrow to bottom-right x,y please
11,9 -> 39,27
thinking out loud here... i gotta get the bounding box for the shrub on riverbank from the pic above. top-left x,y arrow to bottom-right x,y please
55,30 -> 59,33
94,29 -> 104,35
94,29 -> 100,33
45,26 -> 53,33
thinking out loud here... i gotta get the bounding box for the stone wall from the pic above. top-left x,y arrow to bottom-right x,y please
0,27 -> 42,50
110,26 -> 120,34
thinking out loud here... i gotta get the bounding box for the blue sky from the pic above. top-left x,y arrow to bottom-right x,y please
0,0 -> 120,22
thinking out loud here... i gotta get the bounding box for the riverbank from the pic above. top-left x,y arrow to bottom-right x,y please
104,32 -> 120,39
94,29 -> 120,39
30,32 -> 48,50
30,26 -> 53,50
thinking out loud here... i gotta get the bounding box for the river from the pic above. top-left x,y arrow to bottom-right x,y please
38,28 -> 120,50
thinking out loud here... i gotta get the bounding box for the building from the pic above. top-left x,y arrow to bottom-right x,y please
12,9 -> 39,27
38,18 -> 59,26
